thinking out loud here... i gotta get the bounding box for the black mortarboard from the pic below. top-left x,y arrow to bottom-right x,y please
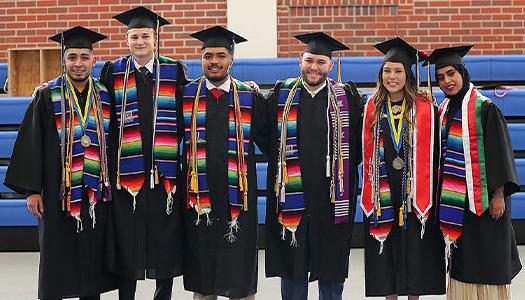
423,45 -> 474,69
113,6 -> 169,30
49,26 -> 107,50
374,37 -> 427,66
190,26 -> 247,53
294,32 -> 349,58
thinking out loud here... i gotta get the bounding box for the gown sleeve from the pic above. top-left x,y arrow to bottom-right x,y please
4,88 -> 50,194
481,100 -> 520,197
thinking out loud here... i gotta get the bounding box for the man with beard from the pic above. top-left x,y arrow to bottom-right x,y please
99,6 -> 189,300
260,32 -> 362,300
4,26 -> 117,300
180,26 -> 268,299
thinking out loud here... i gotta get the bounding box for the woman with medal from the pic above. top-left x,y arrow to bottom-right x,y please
427,46 -> 521,300
361,37 -> 446,299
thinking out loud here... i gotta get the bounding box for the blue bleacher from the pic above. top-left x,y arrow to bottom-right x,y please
4,54 -> 524,89
1,55 -> 525,228
0,200 -> 36,226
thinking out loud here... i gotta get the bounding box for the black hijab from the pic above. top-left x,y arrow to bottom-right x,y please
437,63 -> 471,117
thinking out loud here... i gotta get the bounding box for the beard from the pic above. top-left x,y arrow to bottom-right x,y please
301,69 -> 328,87
67,68 -> 89,82
205,63 -> 230,84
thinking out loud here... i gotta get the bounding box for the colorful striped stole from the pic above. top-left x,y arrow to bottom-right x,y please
50,75 -> 111,230
112,56 -> 179,214
361,93 -> 435,253
182,77 -> 253,242
275,77 -> 350,247
439,84 -> 489,246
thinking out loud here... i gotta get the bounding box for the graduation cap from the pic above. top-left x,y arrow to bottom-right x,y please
113,6 -> 170,30
374,37 -> 427,67
294,32 -> 349,58
423,45 -> 474,69
190,26 -> 247,53
49,26 -> 107,50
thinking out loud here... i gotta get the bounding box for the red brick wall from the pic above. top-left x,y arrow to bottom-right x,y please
278,0 -> 525,57
1,0 -> 524,63
0,0 -> 227,62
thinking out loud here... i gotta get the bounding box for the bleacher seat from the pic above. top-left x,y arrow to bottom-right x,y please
0,200 -> 36,226
1,55 -> 525,229
0,97 -> 31,125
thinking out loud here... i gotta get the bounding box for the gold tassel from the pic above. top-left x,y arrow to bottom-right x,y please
154,167 -> 159,185
190,171 -> 198,192
337,51 -> 342,83
399,204 -> 405,227
427,62 -> 433,101
376,202 -> 381,217
243,191 -> 248,212
65,162 -> 71,187
416,52 -> 420,90
282,161 -> 288,184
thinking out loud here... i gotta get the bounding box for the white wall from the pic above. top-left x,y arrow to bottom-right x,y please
226,0 -> 277,58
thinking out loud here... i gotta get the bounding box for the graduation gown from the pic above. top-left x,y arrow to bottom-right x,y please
100,59 -> 189,280
180,85 -> 267,298
4,84 -> 117,299
364,102 -> 446,297
443,95 -> 522,285
262,81 -> 362,283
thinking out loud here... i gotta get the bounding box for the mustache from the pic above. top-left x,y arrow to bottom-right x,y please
207,64 -> 224,69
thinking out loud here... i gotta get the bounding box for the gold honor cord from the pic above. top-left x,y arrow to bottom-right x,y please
190,78 -> 205,214
387,96 -> 406,147
150,18 -> 162,189
65,75 -> 93,127
274,78 -> 301,213
116,58 -> 132,189
231,78 -> 249,211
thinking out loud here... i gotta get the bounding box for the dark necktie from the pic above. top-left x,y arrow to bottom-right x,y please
210,87 -> 224,100
139,66 -> 148,79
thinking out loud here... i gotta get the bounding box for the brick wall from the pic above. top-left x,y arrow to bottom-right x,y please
0,0 -> 227,62
1,0 -> 524,63
278,0 -> 525,57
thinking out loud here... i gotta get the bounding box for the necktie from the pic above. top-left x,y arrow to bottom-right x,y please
210,87 -> 224,100
139,66 -> 148,79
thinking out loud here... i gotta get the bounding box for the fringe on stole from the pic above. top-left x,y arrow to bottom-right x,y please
447,277 -> 511,300
195,212 -> 212,226
224,218 -> 241,243
165,185 -> 176,215
280,226 -> 298,247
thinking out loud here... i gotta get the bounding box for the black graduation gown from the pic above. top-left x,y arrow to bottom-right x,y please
443,99 -> 522,285
4,84 -> 117,299
262,82 -> 362,283
364,103 -> 446,297
100,60 -> 189,280
180,86 -> 267,298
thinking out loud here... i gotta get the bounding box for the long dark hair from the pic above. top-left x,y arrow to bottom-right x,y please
371,62 -> 418,144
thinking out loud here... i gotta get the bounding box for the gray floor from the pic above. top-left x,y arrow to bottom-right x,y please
1,248 -> 524,300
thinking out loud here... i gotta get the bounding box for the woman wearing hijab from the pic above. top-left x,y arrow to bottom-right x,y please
427,45 -> 522,300
361,37 -> 446,299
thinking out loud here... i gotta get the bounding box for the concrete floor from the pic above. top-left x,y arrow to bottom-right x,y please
1,248 -> 524,300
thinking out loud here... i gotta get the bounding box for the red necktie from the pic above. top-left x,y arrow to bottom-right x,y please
210,87 -> 224,100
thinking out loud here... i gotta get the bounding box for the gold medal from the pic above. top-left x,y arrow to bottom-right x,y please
391,105 -> 402,115
80,134 -> 91,148
392,156 -> 404,170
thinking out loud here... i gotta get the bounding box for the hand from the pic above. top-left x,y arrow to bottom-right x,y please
27,194 -> 44,219
489,189 -> 505,220
244,81 -> 260,92
32,82 -> 48,98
